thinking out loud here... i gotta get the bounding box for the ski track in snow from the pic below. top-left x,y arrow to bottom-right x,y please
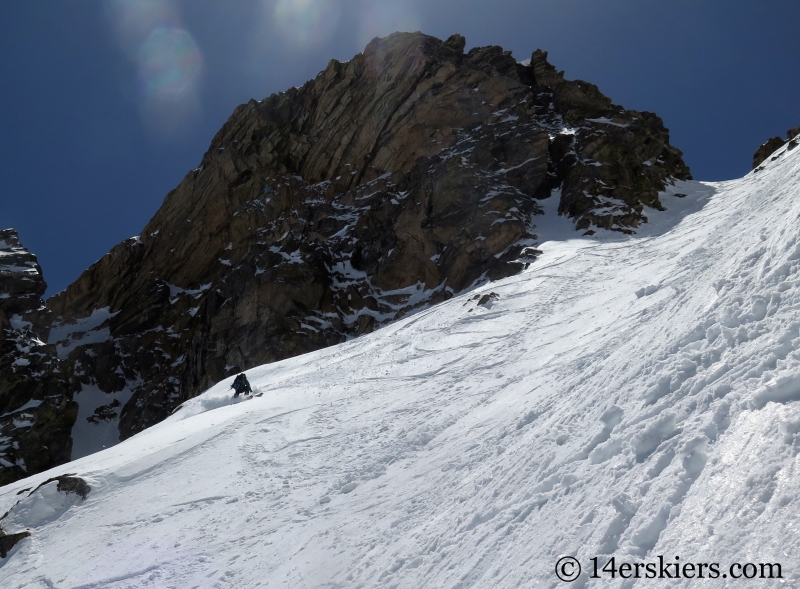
3,147 -> 800,587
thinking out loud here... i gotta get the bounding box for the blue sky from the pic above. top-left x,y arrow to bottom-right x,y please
2,0 -> 799,296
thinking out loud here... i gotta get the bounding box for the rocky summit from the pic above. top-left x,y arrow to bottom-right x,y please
0,32 -> 691,483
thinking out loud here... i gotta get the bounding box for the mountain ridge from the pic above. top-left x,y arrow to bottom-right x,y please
1,31 -> 690,484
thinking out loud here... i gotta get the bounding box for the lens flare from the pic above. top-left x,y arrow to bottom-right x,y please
272,0 -> 341,47
105,0 -> 204,140
105,0 -> 180,59
136,26 -> 203,139
138,27 -> 203,99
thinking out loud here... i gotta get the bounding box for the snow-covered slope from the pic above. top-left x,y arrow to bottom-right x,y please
2,144 -> 800,588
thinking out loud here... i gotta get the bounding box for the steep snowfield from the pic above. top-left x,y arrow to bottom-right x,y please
3,144 -> 800,588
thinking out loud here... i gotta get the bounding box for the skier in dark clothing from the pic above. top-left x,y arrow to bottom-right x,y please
231,373 -> 253,397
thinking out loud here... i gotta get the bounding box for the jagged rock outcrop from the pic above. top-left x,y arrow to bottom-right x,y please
0,473 -> 90,556
0,528 -> 29,559
753,125 -> 800,169
1,33 -> 690,476
0,230 -> 77,486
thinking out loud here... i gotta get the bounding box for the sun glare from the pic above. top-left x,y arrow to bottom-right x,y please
138,27 -> 202,99
272,0 -> 341,47
105,0 -> 204,140
358,0 -> 420,48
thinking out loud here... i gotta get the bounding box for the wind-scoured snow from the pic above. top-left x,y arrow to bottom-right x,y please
3,149 -> 800,587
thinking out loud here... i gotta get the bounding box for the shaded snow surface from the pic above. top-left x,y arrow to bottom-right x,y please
3,147 -> 800,587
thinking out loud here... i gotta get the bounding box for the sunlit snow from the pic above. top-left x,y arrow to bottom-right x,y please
2,145 -> 800,587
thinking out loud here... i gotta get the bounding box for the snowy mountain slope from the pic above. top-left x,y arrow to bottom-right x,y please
1,144 -> 800,587
35,33 -> 691,456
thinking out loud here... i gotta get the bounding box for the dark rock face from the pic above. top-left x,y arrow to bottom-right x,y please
1,33 -> 691,477
0,229 -> 45,315
753,126 -> 800,169
527,49 -> 690,232
0,230 -> 78,486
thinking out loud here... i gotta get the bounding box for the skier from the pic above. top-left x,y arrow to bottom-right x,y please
231,372 -> 253,397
